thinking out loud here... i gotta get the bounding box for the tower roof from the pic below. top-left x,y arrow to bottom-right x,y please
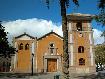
67,13 -> 95,21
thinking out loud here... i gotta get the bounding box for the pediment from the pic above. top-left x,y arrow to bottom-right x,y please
16,35 -> 33,40
15,33 -> 35,40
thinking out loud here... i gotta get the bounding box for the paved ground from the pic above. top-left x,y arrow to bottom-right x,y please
0,73 -> 58,79
70,71 -> 105,79
0,72 -> 105,79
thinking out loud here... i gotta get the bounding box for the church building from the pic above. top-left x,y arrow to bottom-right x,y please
10,13 -> 96,74
12,31 -> 63,73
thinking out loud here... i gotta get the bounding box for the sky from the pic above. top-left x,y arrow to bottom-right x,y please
0,0 -> 105,44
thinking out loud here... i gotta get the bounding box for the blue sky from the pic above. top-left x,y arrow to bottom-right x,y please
0,0 -> 101,21
0,0 -> 105,44
0,0 -> 105,30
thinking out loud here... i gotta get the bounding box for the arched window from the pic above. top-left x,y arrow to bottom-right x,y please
79,58 -> 85,65
19,43 -> 23,50
78,46 -> 84,53
49,43 -> 54,54
25,43 -> 29,50
76,22 -> 82,31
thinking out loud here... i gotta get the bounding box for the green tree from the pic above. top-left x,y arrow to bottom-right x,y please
96,0 -> 105,25
95,44 -> 105,65
45,0 -> 79,79
96,0 -> 105,65
101,30 -> 105,43
0,22 -> 15,58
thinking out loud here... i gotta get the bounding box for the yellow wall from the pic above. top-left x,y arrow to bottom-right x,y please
70,21 -> 90,67
15,40 -> 33,72
36,33 -> 63,72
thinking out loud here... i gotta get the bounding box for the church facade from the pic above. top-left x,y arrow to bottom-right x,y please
12,32 -> 63,73
9,13 -> 96,74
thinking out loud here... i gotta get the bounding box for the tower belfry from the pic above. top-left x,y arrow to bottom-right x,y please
67,13 -> 96,74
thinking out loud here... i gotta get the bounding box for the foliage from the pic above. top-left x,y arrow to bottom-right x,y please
45,0 -> 79,9
98,0 -> 105,10
0,22 -> 15,58
95,44 -> 105,65
101,30 -> 105,43
96,0 -> 105,25
101,30 -> 105,37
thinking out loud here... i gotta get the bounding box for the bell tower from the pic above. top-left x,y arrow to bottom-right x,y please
67,13 -> 96,74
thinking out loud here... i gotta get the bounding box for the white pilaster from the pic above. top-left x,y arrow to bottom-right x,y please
68,22 -> 72,31
31,42 -> 35,72
14,42 -> 17,69
89,33 -> 92,44
90,46 -> 93,66
89,27 -> 94,66
88,23 -> 91,27
57,59 -> 58,70
70,45 -> 73,66
31,42 -> 35,54
69,34 -> 73,43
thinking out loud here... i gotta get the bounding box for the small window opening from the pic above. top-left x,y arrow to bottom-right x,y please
25,43 -> 29,50
78,46 -> 84,53
79,58 -> 85,65
76,22 -> 82,31
19,43 -> 23,50
50,43 -> 54,54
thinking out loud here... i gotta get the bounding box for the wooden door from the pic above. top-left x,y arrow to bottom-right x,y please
47,59 -> 57,72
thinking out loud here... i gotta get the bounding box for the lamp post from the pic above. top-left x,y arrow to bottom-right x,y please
31,53 -> 34,76
31,42 -> 34,76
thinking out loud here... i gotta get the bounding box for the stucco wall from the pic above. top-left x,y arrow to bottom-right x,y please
37,33 -> 63,72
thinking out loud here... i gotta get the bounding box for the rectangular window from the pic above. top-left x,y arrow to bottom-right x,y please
50,48 -> 54,54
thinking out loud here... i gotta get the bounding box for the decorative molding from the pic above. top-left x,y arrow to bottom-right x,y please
44,55 -> 61,72
16,35 -> 34,40
38,31 -> 63,40
15,33 -> 35,40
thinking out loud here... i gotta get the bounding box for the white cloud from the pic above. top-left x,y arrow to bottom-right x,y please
2,18 -> 63,44
1,18 -> 104,45
93,29 -> 104,45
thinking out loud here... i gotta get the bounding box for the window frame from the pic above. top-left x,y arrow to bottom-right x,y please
19,43 -> 23,50
49,43 -> 55,54
78,46 -> 84,53
76,22 -> 82,31
79,58 -> 85,66
25,43 -> 29,50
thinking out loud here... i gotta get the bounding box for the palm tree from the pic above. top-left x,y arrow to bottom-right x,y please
45,0 -> 79,79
